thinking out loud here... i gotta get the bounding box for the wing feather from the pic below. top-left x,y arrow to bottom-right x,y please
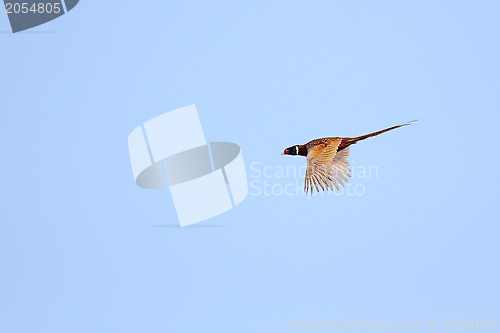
304,141 -> 351,195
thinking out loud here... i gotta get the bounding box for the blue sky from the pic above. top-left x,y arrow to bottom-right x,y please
1,1 -> 499,332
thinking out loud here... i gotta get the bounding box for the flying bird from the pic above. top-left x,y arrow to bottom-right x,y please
281,120 -> 416,195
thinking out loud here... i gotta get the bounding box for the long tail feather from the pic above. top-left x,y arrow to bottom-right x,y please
338,119 -> 417,151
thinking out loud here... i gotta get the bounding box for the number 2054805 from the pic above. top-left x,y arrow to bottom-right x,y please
5,3 -> 61,14
444,319 -> 498,329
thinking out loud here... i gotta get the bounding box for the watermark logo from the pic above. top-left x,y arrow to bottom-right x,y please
128,105 -> 248,227
3,0 -> 78,33
249,162 -> 379,197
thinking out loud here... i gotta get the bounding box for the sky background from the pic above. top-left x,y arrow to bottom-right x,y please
1,1 -> 499,332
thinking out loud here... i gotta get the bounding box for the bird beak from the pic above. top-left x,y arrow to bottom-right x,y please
281,152 -> 284,155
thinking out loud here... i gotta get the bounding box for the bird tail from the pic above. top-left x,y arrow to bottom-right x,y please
339,119 -> 417,150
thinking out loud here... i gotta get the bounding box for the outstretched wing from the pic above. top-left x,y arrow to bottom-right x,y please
304,141 -> 351,195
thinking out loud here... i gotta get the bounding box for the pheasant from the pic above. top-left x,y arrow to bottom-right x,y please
281,120 -> 416,195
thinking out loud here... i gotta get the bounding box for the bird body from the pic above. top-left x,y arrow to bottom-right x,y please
282,120 -> 416,195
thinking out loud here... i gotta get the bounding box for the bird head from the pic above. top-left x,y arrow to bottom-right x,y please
281,145 -> 299,156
